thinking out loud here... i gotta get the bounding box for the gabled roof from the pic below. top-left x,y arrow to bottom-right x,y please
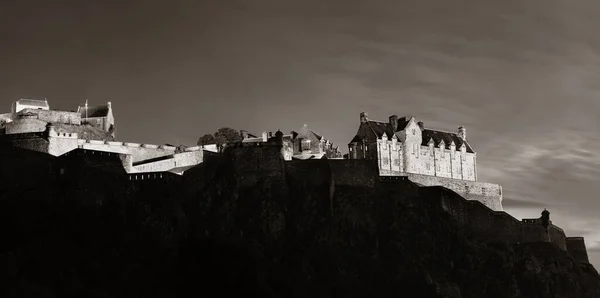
78,104 -> 109,118
421,129 -> 474,153
364,117 -> 411,139
16,99 -> 49,109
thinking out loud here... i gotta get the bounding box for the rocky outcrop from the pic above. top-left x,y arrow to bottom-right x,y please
0,147 -> 597,297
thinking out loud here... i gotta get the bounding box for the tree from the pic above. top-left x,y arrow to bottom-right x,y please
197,134 -> 215,146
197,127 -> 242,146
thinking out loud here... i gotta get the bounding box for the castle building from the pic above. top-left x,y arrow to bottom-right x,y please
11,98 -> 50,113
77,101 -> 116,137
240,124 -> 343,160
348,112 -> 503,211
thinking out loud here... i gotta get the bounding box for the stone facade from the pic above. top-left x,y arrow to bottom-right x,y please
241,124 -> 343,161
348,112 -> 502,211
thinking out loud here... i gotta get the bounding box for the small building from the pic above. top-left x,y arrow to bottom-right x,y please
11,98 -> 50,113
240,125 -> 343,160
77,101 -> 116,137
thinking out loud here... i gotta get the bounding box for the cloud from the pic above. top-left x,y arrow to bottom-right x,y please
588,242 -> 600,253
502,197 -> 553,209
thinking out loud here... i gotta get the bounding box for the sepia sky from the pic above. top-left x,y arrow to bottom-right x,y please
1,0 -> 599,267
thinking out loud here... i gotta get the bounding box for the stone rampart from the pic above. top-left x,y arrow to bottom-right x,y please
399,173 -> 503,211
327,159 -> 379,187
0,132 -> 49,153
428,186 -> 569,251
20,108 -> 81,125
78,140 -> 177,163
5,118 -> 48,134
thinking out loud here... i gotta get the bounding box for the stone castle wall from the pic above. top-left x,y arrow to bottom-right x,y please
387,172 -> 503,211
5,118 -> 48,134
20,109 -> 82,125
429,186 -> 567,250
78,140 -> 177,163
0,132 -> 49,153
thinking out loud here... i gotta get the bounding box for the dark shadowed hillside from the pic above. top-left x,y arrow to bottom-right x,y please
0,147 -> 598,298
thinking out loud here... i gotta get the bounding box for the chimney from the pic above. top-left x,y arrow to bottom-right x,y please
240,130 -> 249,139
360,112 -> 368,123
417,121 -> 424,131
389,115 -> 398,132
458,126 -> 466,140
107,101 -> 112,109
262,131 -> 268,142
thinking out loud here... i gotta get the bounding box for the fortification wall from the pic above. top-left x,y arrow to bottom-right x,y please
78,141 -> 176,163
224,142 -> 285,187
0,132 -> 49,154
566,237 -> 590,263
0,113 -> 14,123
5,118 -> 48,134
433,186 -> 569,249
129,150 -> 203,173
48,130 -> 79,156
400,173 -> 502,211
21,108 -> 81,125
328,159 -> 379,187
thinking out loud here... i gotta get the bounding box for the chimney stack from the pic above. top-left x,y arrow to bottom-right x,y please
458,126 -> 466,140
389,115 -> 398,132
262,131 -> 268,142
417,121 -> 424,131
360,112 -> 368,123
107,101 -> 112,109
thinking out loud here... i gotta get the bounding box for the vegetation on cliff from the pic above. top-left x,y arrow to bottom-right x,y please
0,148 -> 598,297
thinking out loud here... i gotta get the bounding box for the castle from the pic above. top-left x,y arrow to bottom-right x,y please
0,99 -> 592,265
348,112 -> 503,211
0,99 -> 215,175
240,124 -> 343,160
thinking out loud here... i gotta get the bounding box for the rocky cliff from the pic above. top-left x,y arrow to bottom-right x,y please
0,147 -> 598,297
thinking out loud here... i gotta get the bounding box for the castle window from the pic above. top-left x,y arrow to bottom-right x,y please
426,163 -> 430,170
412,129 -> 416,135
301,139 -> 311,151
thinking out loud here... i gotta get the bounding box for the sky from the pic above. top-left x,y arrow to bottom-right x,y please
0,0 -> 599,267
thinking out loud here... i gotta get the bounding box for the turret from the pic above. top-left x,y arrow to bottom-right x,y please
541,209 -> 550,229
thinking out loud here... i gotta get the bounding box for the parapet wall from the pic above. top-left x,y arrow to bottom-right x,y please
20,108 -> 81,125
402,173 -> 503,211
5,118 -> 48,134
430,186 -> 567,250
78,140 -> 177,163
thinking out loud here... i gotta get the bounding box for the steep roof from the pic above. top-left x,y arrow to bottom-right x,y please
421,129 -> 474,153
78,104 -> 109,118
364,117 -> 411,139
17,99 -> 49,109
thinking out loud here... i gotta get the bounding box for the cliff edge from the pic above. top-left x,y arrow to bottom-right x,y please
0,147 -> 598,297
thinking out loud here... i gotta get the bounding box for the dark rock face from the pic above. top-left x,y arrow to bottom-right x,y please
0,148 -> 598,297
